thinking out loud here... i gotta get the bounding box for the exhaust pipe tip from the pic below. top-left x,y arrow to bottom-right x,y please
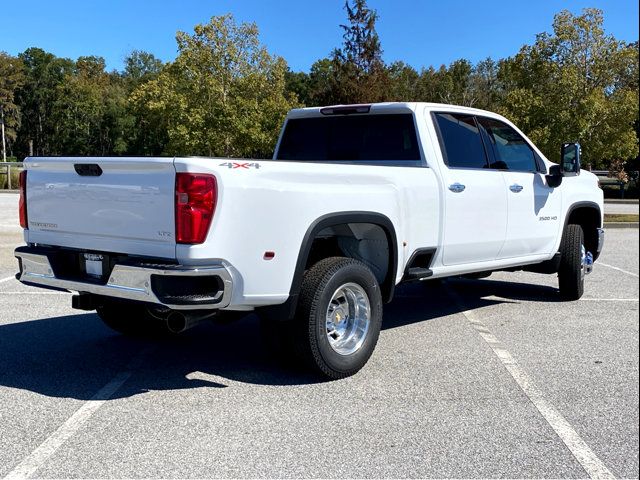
166,311 -> 187,334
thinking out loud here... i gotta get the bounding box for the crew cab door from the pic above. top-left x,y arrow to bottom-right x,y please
433,113 -> 508,266
476,117 -> 562,258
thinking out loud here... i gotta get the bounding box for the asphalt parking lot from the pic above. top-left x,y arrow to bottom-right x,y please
0,193 -> 638,479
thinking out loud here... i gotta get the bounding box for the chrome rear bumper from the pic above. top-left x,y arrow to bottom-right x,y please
15,248 -> 233,310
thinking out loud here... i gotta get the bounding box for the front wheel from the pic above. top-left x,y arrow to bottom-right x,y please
293,257 -> 383,379
558,224 -> 586,300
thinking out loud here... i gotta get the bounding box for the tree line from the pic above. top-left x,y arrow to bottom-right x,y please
0,1 -> 638,171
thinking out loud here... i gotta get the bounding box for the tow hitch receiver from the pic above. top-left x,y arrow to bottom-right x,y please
72,293 -> 100,311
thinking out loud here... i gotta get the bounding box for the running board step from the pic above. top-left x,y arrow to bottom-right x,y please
405,267 -> 433,280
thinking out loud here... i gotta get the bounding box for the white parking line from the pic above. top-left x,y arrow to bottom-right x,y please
0,276 -> 15,284
580,298 -> 638,302
598,262 -> 639,278
447,289 -> 615,480
482,294 -> 638,304
3,347 -> 154,480
0,291 -> 70,295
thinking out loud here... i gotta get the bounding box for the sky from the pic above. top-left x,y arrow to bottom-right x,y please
2,1 -> 638,73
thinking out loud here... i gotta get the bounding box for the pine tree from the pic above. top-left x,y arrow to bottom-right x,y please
329,0 -> 389,104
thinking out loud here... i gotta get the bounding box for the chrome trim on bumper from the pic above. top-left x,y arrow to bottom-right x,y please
597,228 -> 605,254
15,251 -> 233,310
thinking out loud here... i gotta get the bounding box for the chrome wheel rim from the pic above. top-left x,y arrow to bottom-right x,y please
325,282 -> 371,356
580,243 -> 586,280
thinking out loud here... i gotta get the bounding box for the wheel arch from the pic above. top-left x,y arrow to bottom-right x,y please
291,211 -> 399,304
564,201 -> 602,260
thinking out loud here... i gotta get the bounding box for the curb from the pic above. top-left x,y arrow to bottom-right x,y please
604,199 -> 639,204
604,222 -> 639,229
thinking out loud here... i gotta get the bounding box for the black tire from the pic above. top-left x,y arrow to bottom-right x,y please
293,257 -> 383,380
558,224 -> 585,300
96,301 -> 173,337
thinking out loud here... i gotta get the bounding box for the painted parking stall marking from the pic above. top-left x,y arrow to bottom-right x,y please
447,288 -> 616,480
0,291 -> 70,295
598,262 -> 639,278
3,347 -> 155,480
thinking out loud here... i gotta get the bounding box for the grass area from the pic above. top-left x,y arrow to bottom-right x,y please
604,214 -> 639,223
0,168 -> 21,189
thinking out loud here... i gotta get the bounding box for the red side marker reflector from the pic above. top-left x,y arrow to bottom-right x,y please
263,251 -> 275,260
19,170 -> 28,229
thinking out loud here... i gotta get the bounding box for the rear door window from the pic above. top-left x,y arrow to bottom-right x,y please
433,113 -> 488,169
477,117 -> 538,172
275,114 -> 421,164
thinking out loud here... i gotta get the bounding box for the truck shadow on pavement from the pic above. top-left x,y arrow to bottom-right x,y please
0,278 -> 561,400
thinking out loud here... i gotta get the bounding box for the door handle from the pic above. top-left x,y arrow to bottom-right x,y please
509,184 -> 524,193
449,183 -> 466,193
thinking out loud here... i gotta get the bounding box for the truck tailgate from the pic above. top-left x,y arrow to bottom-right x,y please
24,157 -> 177,259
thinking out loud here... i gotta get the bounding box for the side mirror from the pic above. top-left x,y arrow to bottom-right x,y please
561,143 -> 581,176
546,164 -> 563,188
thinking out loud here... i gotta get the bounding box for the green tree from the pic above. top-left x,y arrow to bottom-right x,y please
52,56 -> 130,155
498,8 -> 639,168
0,52 -> 25,158
412,58 -> 502,108
284,70 -> 312,106
290,58 -> 348,107
386,61 -> 420,101
123,50 -> 163,87
329,0 -> 389,103
307,58 -> 341,106
132,14 -> 298,158
122,51 -> 167,154
437,59 -> 475,105
15,48 -> 74,157
469,58 -> 502,111
412,66 -> 440,103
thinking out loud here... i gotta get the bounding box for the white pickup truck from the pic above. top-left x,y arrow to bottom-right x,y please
15,102 -> 604,379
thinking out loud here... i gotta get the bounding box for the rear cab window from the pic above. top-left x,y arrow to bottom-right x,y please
275,113 -> 422,166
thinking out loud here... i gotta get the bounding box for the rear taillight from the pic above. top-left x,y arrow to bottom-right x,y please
19,170 -> 27,229
175,173 -> 216,244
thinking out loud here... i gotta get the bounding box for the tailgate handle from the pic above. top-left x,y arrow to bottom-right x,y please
74,164 -> 103,176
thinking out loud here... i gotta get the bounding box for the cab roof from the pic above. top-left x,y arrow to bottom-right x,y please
286,102 -> 503,120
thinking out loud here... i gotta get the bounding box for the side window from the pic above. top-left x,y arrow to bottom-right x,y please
477,117 -> 538,172
433,113 -> 488,169
534,152 -> 547,174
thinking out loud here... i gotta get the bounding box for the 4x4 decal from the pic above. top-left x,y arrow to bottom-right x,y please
219,162 -> 261,169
